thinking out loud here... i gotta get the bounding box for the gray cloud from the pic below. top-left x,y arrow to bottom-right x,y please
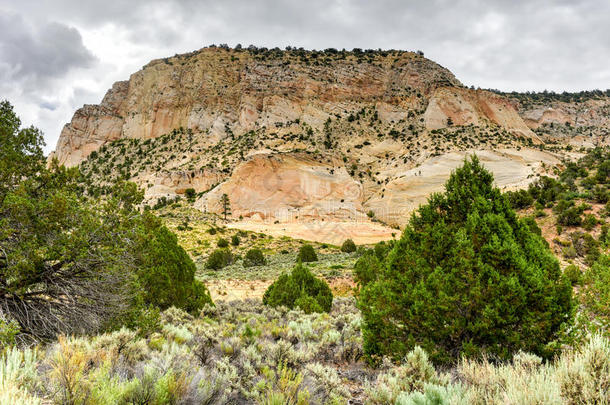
0,0 -> 608,153
0,11 -> 96,91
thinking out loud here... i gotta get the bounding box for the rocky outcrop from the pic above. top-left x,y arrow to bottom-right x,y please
424,87 -> 539,141
60,47 -> 600,231
143,168 -> 224,200
195,153 -> 364,221
53,81 -> 128,167
55,47 -> 538,167
365,148 -> 560,226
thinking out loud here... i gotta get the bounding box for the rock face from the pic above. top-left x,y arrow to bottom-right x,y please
53,81 -> 128,167
54,47 -> 537,167
57,47 -> 607,230
196,153 -> 364,221
365,148 -> 559,226
143,168 -> 224,201
424,87 -> 539,141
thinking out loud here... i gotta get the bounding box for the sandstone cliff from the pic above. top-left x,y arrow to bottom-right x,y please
57,46 -> 606,232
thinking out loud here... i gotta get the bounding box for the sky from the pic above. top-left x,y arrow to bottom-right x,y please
1,0 -> 609,154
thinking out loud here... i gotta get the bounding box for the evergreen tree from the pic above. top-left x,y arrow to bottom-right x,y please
263,262 -> 332,313
221,193 -> 231,220
358,156 -> 573,364
297,244 -> 318,262
243,248 -> 266,267
341,239 -> 357,253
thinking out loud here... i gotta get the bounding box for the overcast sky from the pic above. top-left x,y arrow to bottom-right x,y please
1,0 -> 609,153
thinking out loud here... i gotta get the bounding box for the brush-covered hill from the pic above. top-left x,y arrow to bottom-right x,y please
52,46 -> 609,238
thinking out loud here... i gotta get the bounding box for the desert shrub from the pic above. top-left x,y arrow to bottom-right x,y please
592,185 -> 609,203
297,244 -> 318,262
359,156 -> 573,364
505,189 -> 534,209
581,255 -> 610,333
353,249 -> 383,288
340,239 -> 357,253
554,199 -> 585,226
365,346 -> 448,404
396,384 -> 466,405
0,313 -> 19,348
185,188 -> 196,202
243,248 -> 266,267
217,238 -> 229,248
570,231 -> 600,266
263,262 -> 332,313
583,213 -> 598,231
231,234 -> 240,246
0,347 -> 40,405
528,176 -> 564,205
563,264 -> 582,286
205,249 -> 234,270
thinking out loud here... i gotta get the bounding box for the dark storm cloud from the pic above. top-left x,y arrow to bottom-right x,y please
0,11 -> 96,91
0,0 -> 608,152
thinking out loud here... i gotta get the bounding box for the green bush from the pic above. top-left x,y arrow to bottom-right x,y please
583,214 -> 598,231
205,249 -> 234,270
263,262 -> 332,313
340,239 -> 357,253
0,314 -> 19,348
582,255 -> 610,333
505,189 -> 534,209
563,264 -> 582,286
243,248 -> 266,267
554,199 -> 585,226
354,249 -> 383,288
217,238 -> 229,248
297,244 -> 318,262
136,215 -> 213,314
358,156 -> 573,364
185,188 -> 196,202
231,234 -> 240,246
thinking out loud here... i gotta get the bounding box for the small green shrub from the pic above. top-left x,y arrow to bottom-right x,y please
354,249 -> 382,288
563,264 -> 582,286
136,220 -> 213,314
263,262 -> 332,313
185,188 -> 196,202
217,238 -> 229,248
505,189 -> 534,209
340,239 -> 357,253
205,249 -> 234,270
243,248 -> 266,267
231,235 -> 240,246
0,314 -> 19,348
297,244 -> 318,262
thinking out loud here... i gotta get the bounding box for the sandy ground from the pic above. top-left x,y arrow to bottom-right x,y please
226,220 -> 397,245
207,277 -> 356,301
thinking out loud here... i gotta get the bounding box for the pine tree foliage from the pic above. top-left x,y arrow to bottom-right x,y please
297,244 -> 318,262
263,262 -> 332,313
358,156 -> 573,364
221,193 -> 231,220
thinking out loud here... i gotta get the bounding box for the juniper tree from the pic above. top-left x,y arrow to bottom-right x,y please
221,193 -> 231,220
358,156 -> 573,364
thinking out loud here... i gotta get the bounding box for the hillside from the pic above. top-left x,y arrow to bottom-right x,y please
52,47 -> 609,239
